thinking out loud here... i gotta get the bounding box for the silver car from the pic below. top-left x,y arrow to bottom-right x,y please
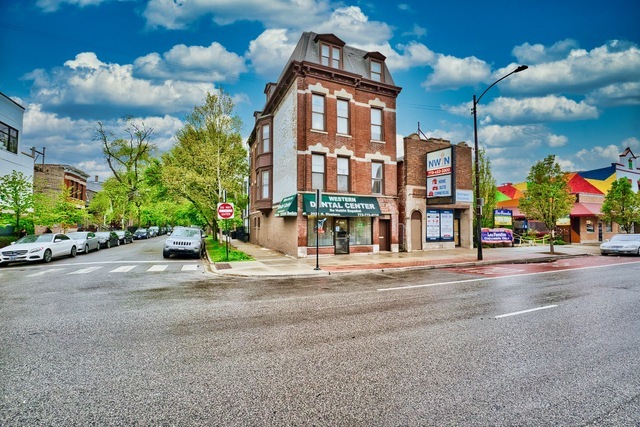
163,227 -> 206,259
600,233 -> 640,255
67,231 -> 101,254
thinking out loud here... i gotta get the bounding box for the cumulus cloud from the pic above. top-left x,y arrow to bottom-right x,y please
134,42 -> 246,83
512,39 -> 579,64
143,0 -> 333,30
504,40 -> 640,98
575,138 -> 640,166
35,0 -> 116,13
586,81 -> 640,107
246,29 -> 299,77
22,103 -> 185,180
422,55 -> 491,90
24,52 -> 219,120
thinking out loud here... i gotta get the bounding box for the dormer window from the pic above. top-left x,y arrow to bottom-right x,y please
370,60 -> 383,82
364,51 -> 386,83
321,43 -> 341,69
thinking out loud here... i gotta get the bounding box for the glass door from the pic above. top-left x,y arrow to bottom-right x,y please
335,218 -> 349,254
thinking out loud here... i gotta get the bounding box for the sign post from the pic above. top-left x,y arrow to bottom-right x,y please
217,200 -> 234,261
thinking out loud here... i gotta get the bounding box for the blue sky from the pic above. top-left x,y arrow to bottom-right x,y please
2,0 -> 639,184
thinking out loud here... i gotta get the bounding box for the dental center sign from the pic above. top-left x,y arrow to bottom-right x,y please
426,147 -> 453,198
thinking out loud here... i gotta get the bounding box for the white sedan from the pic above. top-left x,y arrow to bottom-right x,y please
0,233 -> 78,266
600,233 -> 640,256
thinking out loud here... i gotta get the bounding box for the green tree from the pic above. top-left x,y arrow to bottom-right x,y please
601,178 -> 640,233
94,116 -> 155,226
473,148 -> 497,228
53,186 -> 86,232
162,90 -> 248,236
519,155 -> 575,254
0,171 -> 33,234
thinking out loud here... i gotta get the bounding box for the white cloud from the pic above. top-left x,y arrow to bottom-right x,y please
246,29 -> 299,77
422,54 -> 490,90
134,42 -> 247,83
24,52 -> 219,119
35,0 -> 118,13
575,138 -> 640,166
512,39 -> 579,64
586,81 -> 640,107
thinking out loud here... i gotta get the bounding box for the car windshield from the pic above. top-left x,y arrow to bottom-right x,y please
95,232 -> 110,237
67,232 -> 87,238
16,234 -> 54,244
611,234 -> 640,242
171,228 -> 201,238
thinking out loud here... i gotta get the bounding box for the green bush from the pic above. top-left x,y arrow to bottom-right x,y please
0,236 -> 18,249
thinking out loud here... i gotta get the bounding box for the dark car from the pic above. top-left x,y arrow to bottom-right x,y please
134,228 -> 149,239
114,229 -> 133,244
95,231 -> 120,248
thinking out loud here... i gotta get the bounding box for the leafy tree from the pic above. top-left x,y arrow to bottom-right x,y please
0,171 -> 33,234
53,186 -> 86,232
601,178 -> 640,233
94,116 -> 155,226
473,148 -> 497,228
162,90 -> 248,237
519,155 -> 575,254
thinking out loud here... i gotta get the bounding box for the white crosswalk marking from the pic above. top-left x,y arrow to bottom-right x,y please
68,266 -> 103,275
110,265 -> 137,273
181,264 -> 199,271
147,265 -> 168,272
27,268 -> 65,277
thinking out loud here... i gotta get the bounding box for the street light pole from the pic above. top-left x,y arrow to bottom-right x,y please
473,65 -> 528,261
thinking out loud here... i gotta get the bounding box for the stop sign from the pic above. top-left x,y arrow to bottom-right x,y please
217,202 -> 234,220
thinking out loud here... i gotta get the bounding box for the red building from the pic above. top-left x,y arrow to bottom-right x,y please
247,32 -> 402,257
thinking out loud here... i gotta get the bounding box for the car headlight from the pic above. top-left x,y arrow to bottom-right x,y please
29,247 -> 44,253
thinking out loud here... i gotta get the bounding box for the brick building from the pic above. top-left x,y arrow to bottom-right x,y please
34,164 -> 89,232
398,134 -> 474,252
247,32 -> 402,257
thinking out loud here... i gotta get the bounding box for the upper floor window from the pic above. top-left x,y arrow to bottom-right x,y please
370,60 -> 383,82
0,121 -> 19,154
337,99 -> 350,135
337,157 -> 350,192
312,154 -> 325,191
261,124 -> 270,153
321,44 -> 341,69
371,107 -> 383,141
371,161 -> 384,194
260,170 -> 270,199
312,94 -> 326,131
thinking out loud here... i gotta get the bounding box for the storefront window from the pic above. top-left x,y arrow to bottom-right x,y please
349,217 -> 372,245
586,219 -> 594,233
307,216 -> 334,246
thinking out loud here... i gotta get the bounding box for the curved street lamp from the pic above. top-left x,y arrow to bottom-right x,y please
473,65 -> 528,260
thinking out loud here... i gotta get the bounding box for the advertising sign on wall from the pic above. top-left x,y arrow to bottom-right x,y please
426,210 -> 441,241
426,147 -> 453,198
426,209 -> 454,241
440,210 -> 454,241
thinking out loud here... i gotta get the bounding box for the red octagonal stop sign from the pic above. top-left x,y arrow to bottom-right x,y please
217,202 -> 235,219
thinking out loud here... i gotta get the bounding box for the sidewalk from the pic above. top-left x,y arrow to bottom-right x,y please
209,239 -> 601,277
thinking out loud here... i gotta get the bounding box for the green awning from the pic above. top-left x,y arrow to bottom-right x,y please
302,194 -> 381,217
275,194 -> 298,217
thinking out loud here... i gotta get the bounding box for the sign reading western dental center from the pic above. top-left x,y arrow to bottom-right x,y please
302,194 -> 381,217
426,147 -> 453,198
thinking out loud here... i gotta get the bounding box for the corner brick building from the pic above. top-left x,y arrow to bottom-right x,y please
247,32 -> 474,258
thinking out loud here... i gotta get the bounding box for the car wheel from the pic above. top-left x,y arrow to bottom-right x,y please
84,244 -> 89,254
96,243 -> 100,251
70,246 -> 77,258
43,249 -> 53,263
163,250 -> 170,259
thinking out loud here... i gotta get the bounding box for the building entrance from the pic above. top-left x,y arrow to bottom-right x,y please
335,218 -> 349,254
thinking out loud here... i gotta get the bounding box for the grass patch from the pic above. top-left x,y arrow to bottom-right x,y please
207,238 -> 253,262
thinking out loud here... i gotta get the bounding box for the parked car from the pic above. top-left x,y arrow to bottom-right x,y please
67,231 -> 101,254
148,226 -> 159,237
163,226 -> 207,259
95,231 -> 120,249
114,229 -> 133,244
134,228 -> 149,239
0,233 -> 77,265
600,233 -> 640,256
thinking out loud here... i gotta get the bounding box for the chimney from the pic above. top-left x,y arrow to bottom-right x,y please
95,175 -> 99,182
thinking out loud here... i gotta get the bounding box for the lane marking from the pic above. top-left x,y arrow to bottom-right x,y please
495,305 -> 558,319
110,265 -> 136,273
378,260 -> 640,292
181,264 -> 198,271
27,268 -> 65,277
68,266 -> 103,275
147,265 -> 168,272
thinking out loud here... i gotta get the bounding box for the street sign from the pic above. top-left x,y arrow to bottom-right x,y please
217,202 -> 234,220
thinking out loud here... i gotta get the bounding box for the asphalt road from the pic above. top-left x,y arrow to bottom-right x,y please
1,244 -> 639,426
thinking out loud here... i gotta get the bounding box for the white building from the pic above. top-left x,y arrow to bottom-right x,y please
0,92 -> 32,181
